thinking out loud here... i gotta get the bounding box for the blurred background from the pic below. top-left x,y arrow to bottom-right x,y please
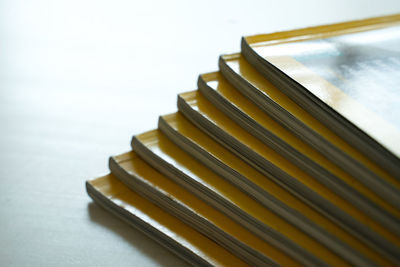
1,0 -> 399,266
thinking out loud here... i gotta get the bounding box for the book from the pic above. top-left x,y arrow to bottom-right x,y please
241,14 -> 400,184
86,14 -> 400,266
86,174 -> 248,266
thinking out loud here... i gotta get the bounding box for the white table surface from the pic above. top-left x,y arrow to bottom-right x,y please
1,1 -> 399,266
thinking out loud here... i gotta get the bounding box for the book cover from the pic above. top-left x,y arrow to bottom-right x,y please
242,14 -> 400,177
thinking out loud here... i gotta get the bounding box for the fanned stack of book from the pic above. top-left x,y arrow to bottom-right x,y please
86,14 -> 400,266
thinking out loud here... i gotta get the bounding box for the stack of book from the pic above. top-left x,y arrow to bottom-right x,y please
86,14 -> 400,266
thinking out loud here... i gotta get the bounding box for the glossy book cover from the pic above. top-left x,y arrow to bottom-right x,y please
86,174 -> 248,266
255,25 -> 400,155
243,14 -> 400,177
